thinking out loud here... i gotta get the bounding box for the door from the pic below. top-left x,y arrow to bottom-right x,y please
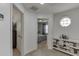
13,5 -> 23,52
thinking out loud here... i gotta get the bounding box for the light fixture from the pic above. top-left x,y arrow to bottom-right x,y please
39,20 -> 42,22
60,17 -> 71,27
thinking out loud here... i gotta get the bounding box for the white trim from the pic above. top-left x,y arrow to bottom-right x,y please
10,3 -> 13,56
24,47 -> 37,56
11,4 -> 24,56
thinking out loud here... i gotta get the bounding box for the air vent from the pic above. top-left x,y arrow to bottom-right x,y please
30,6 -> 38,11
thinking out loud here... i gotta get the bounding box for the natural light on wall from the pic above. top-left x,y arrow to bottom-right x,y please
45,24 -> 48,34
60,17 -> 71,27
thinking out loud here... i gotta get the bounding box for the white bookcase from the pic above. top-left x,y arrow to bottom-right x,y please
52,38 -> 79,56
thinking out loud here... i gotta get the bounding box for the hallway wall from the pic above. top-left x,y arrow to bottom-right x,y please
24,12 -> 37,55
53,6 -> 79,40
0,3 -> 12,56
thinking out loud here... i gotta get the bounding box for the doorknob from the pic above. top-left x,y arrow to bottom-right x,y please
18,35 -> 22,38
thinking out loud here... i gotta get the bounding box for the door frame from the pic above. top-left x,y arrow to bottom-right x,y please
11,4 -> 24,56
37,18 -> 48,48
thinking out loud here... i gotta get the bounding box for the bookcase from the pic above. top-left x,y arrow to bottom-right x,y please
53,38 -> 79,56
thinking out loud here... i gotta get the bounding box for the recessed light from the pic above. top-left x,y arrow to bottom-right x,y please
39,20 -> 42,22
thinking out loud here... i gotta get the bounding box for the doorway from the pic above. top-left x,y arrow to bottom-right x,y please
12,5 -> 23,56
13,23 -> 17,48
37,18 -> 48,48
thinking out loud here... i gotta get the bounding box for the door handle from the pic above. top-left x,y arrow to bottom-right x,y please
18,35 -> 22,38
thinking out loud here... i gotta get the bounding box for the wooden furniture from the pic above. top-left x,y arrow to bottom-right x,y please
53,38 -> 79,56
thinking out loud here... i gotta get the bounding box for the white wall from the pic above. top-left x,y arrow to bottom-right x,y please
53,7 -> 79,41
37,13 -> 53,49
24,11 -> 37,55
0,3 -> 12,56
14,3 -> 37,55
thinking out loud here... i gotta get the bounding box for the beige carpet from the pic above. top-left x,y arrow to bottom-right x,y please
13,48 -> 21,56
26,41 -> 69,56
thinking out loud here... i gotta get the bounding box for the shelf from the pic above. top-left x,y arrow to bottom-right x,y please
53,47 -> 77,56
53,39 -> 79,44
53,39 -> 59,41
69,46 -> 79,50
53,38 -> 79,56
60,47 -> 70,50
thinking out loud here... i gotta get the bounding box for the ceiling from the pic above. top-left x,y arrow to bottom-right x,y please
23,3 -> 79,14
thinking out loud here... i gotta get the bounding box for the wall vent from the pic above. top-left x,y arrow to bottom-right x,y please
30,6 -> 38,11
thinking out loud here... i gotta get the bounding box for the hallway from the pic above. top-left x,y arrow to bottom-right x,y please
1,3 -> 79,56
26,41 -> 69,56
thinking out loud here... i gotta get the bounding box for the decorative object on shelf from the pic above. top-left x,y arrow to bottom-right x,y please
0,13 -> 4,21
60,34 -> 69,40
53,38 -> 59,48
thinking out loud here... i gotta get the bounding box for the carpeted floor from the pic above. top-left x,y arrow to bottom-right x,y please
13,48 -> 21,56
26,41 -> 69,56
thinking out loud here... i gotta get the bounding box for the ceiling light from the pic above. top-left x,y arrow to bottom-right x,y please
39,20 -> 42,22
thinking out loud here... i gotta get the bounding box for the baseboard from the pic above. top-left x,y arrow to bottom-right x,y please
24,47 -> 37,56
48,46 -> 53,49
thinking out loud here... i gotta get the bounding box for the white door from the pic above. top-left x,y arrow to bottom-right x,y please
13,6 -> 22,53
